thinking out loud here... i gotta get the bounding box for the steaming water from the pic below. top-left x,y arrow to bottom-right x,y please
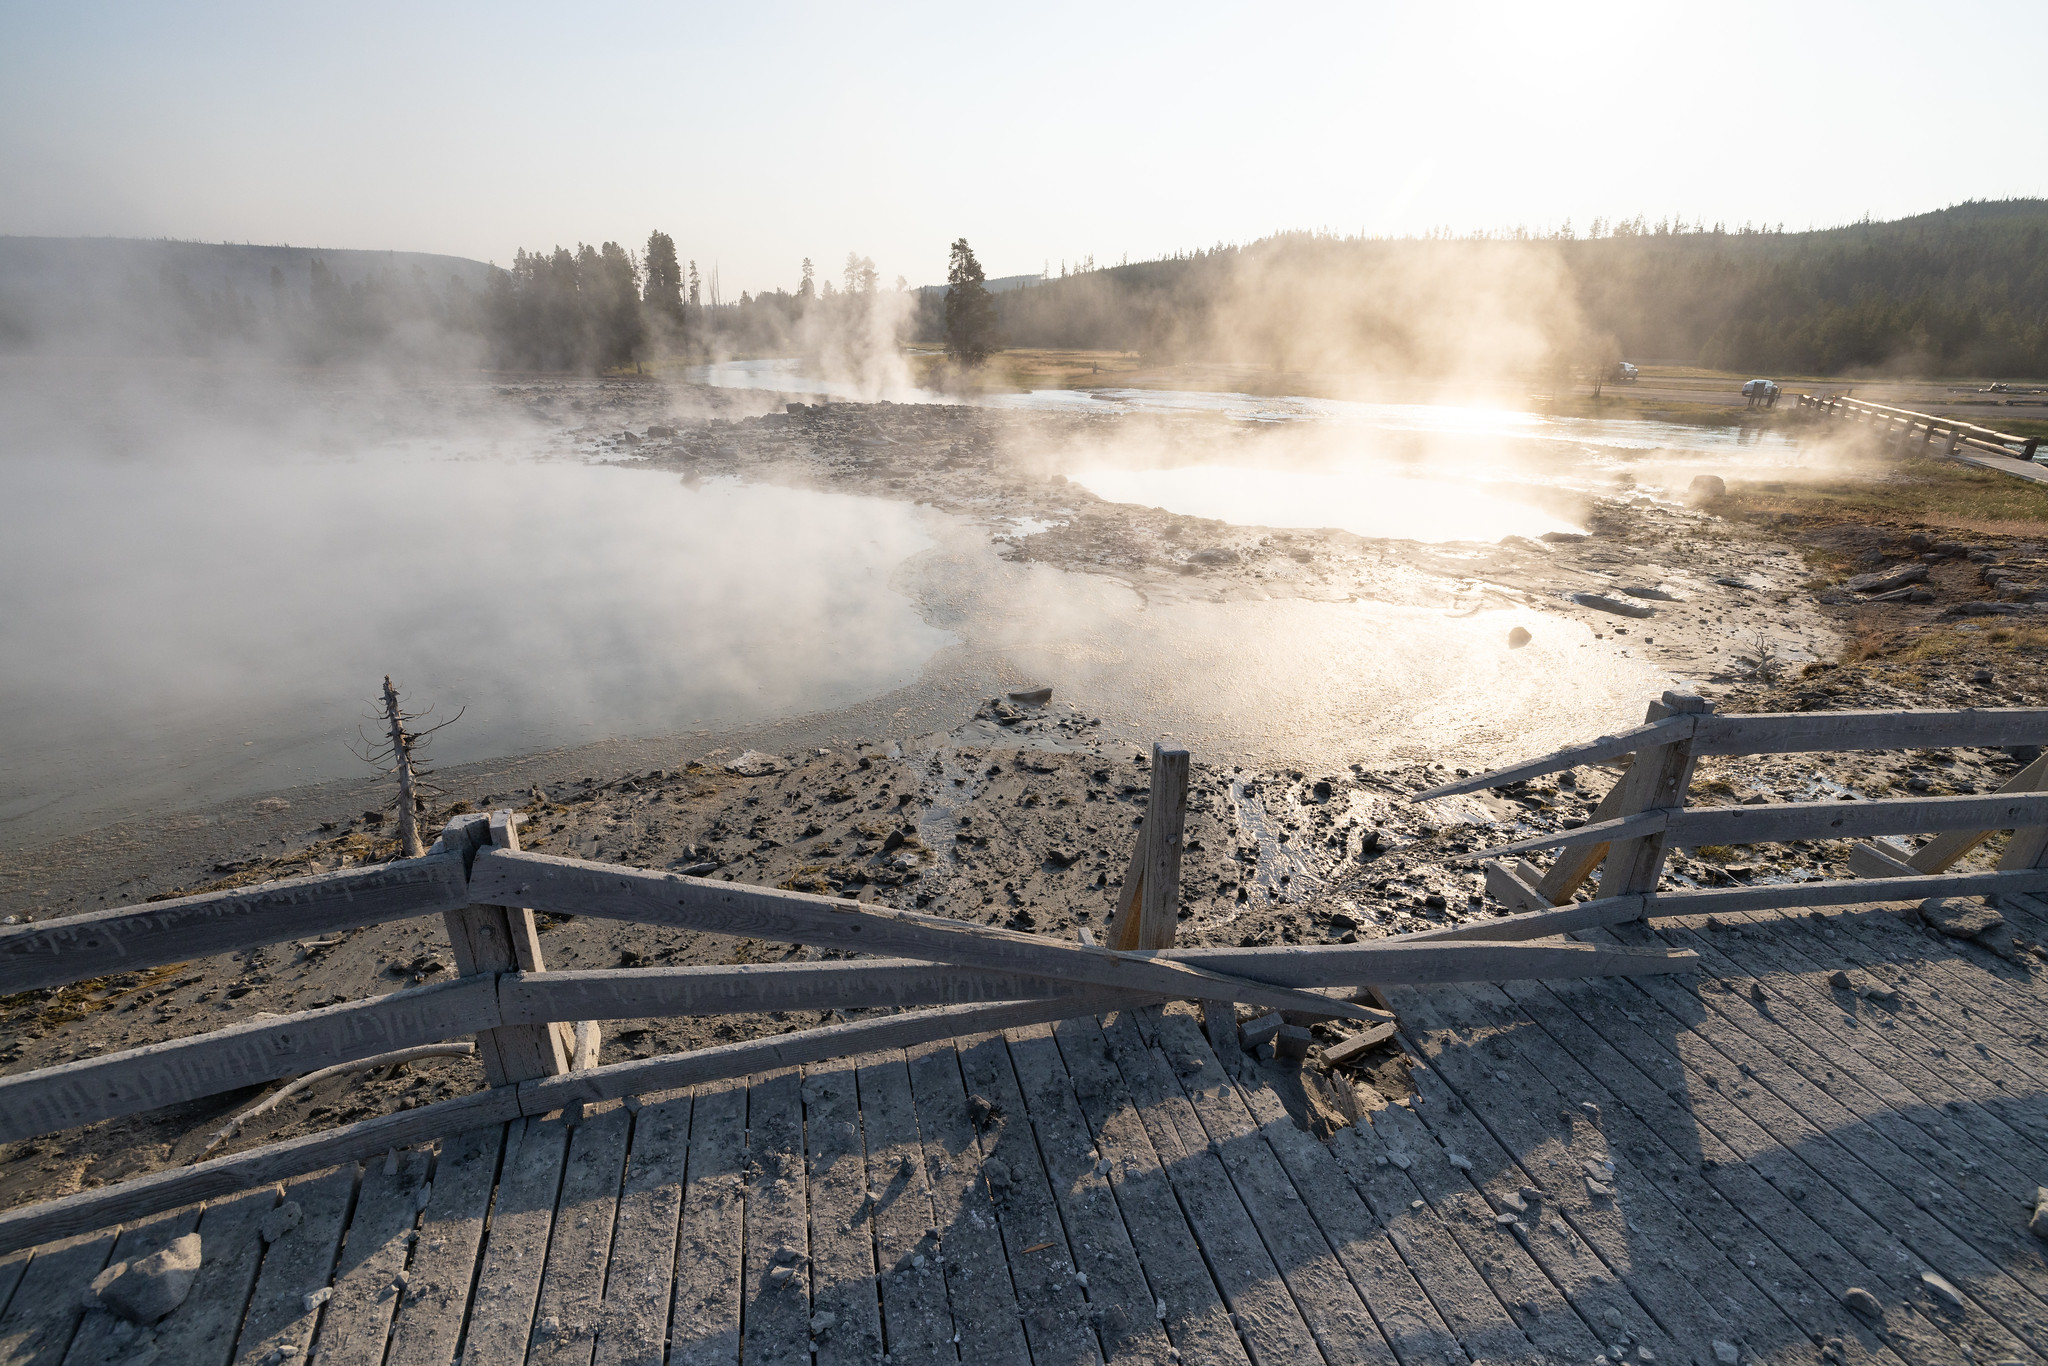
3,365 -> 1682,845
0,447 -> 952,836
1067,465 -> 1584,543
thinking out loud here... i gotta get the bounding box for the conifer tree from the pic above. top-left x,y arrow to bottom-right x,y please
944,238 -> 996,365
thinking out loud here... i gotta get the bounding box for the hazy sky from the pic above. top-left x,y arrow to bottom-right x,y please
3,1 -> 2041,294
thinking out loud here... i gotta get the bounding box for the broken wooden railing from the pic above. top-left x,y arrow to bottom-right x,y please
1420,692 -> 2048,943
1796,393 -> 2041,464
0,744 -> 1697,1253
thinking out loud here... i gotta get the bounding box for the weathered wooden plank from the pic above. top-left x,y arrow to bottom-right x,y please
1595,708 -> 1702,899
500,940 -> 1694,1033
1661,915 -> 2048,1297
459,1115 -> 572,1363
0,855 -> 470,996
1859,752 -> 2048,874
58,1206 -> 199,1366
592,1095 -> 691,1366
153,1185 -> 276,1366
1365,1083 -> 1613,1363
901,1039 -> 1031,1366
850,1053 -> 954,1365
1143,1011 -> 1400,1366
0,1251 -> 25,1323
1131,744 -> 1190,951
516,991 -> 1143,1118
1405,869 -> 2048,942
1097,1010 -> 1322,1366
796,1058 -> 882,1366
1415,715 -> 1699,799
471,848 -> 1378,1022
0,975 -> 497,1142
384,1126 -> 506,1366
441,814 -> 568,1088
1230,1066 -> 1469,1366
1690,708 -> 2048,756
670,1081 -> 746,1366
740,1070 -> 811,1366
1543,964 -> 2011,1364
229,1167 -> 354,1366
1391,985 -> 1791,1363
0,1229 -> 115,1366
1472,810 -> 1666,859
1489,975 -> 1923,1366
1593,939 -> 2047,1356
308,1146 -> 430,1366
498,961 -> 1098,1022
1773,907 -> 2048,1156
953,1032 -> 1098,1365
1167,940 -> 1697,980
528,1104 -> 632,1366
0,1086 -> 522,1256
1002,1023 -> 1172,1366
1049,1015 -> 1248,1366
1324,1098 -> 1544,1365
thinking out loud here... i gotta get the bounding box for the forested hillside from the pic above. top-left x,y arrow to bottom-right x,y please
6,201 -> 2042,377
943,200 -> 2048,378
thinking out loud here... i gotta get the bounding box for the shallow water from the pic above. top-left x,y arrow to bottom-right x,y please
0,444 -> 952,834
3,364 -> 1687,843
1066,464 -> 1585,543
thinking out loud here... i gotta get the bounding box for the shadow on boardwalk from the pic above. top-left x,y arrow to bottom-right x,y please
4,897 -> 2048,1366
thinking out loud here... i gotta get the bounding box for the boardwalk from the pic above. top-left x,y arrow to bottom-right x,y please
5,894 -> 2048,1366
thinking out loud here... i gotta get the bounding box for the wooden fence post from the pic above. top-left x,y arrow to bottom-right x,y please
1485,693 -> 1712,913
436,811 -> 569,1085
1104,742 -> 1191,951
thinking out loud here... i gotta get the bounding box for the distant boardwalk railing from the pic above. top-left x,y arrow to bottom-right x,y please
0,742 -> 1697,1252
1796,392 -> 2040,464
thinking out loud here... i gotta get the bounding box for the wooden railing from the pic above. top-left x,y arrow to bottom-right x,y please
1795,393 -> 2041,463
0,741 -> 1695,1252
1418,692 -> 2048,944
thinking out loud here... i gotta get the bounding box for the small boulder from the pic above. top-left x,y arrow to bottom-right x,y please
1570,592 -> 1656,619
1841,1286 -> 1882,1317
1845,564 -> 1929,594
1919,897 -> 2005,941
259,1201 -> 304,1244
94,1234 -> 203,1323
2030,1187 -> 2048,1239
1506,626 -> 1532,649
1005,686 -> 1054,707
723,750 -> 785,777
1686,475 -> 1727,503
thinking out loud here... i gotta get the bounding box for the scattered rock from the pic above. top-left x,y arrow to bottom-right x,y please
1687,475 -> 1727,503
259,1201 -> 303,1244
1920,1270 -> 1965,1310
1945,601 -> 2023,617
302,1286 -> 332,1313
1841,1286 -> 1883,1317
1570,592 -> 1656,619
1845,564 -> 1929,594
967,1093 -> 1001,1130
1868,586 -> 1935,604
1712,1340 -> 1740,1364
1828,970 -> 1853,990
1005,686 -> 1054,707
1507,626 -> 1532,648
1919,897 -> 2005,941
2030,1187 -> 2048,1239
92,1234 -> 203,1324
723,750 -> 784,777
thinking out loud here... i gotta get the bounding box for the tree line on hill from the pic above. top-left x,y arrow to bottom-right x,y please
5,201 -> 2041,377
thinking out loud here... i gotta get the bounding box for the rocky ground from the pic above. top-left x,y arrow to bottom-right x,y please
7,391 -> 2048,1212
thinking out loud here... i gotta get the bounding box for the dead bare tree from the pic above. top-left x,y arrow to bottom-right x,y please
352,675 -> 463,857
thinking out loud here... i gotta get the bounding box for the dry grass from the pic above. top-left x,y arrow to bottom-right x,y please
1718,456 -> 2048,534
